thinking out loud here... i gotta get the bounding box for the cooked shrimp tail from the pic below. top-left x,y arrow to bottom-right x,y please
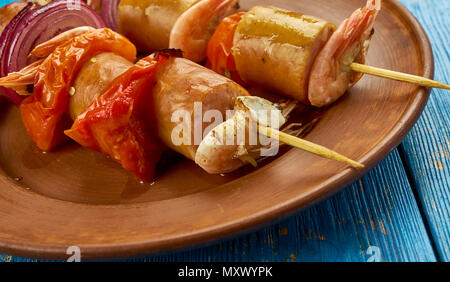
196,96 -> 363,174
195,96 -> 286,174
0,58 -> 44,95
308,0 -> 381,107
0,27 -> 97,96
30,26 -> 96,58
170,0 -> 240,63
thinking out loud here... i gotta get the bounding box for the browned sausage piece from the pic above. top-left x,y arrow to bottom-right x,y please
70,52 -> 134,120
153,57 -> 249,160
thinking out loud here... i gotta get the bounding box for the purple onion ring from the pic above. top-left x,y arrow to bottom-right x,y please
0,0 -> 106,105
101,0 -> 120,31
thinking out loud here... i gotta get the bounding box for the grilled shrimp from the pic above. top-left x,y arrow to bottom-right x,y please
153,57 -> 249,160
308,0 -> 381,107
195,96 -> 299,174
170,0 -> 239,63
0,59 -> 43,90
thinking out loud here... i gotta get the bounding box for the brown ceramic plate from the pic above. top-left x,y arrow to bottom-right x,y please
0,0 -> 432,259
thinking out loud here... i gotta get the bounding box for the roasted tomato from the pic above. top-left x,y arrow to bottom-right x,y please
65,50 -> 181,181
206,12 -> 246,85
20,28 -> 136,151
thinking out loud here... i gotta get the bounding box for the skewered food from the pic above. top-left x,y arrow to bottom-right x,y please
195,96 -> 288,174
308,0 -> 380,106
20,28 -> 136,151
0,26 -> 362,180
0,0 -> 105,105
1,0 -> 447,183
65,50 -> 171,181
116,0 -> 238,54
109,0 -> 450,98
207,1 -> 380,106
70,51 -> 134,120
0,27 -> 243,179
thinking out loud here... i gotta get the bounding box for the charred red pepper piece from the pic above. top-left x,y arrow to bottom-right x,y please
65,50 -> 182,181
206,12 -> 246,85
20,28 -> 136,151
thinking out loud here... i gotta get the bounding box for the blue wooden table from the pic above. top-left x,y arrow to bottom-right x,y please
0,0 -> 448,262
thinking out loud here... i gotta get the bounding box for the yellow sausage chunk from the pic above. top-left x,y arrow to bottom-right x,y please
118,0 -> 200,52
232,6 -> 335,104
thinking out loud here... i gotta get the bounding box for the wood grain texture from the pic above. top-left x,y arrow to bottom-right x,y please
149,151 -> 436,262
1,150 -> 436,262
398,0 -> 450,261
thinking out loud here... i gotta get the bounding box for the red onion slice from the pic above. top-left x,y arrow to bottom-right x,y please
102,0 -> 120,31
83,0 -> 102,13
0,0 -> 106,105
0,3 -> 33,105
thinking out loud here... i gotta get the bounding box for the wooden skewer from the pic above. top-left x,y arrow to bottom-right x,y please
255,61 -> 449,169
258,125 -> 364,168
350,63 -> 450,90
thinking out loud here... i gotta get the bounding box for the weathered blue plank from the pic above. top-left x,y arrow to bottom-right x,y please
0,0 -> 13,7
142,150 -> 435,262
0,149 -> 436,262
398,0 -> 450,261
